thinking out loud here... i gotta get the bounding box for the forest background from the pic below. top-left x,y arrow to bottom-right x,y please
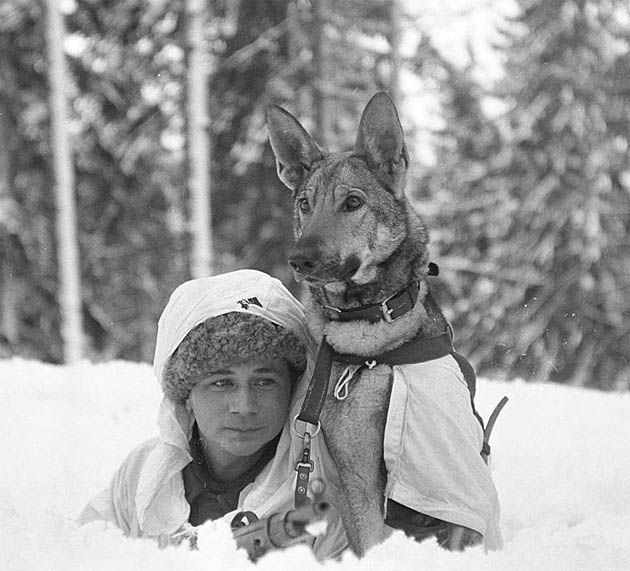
1,0 -> 629,391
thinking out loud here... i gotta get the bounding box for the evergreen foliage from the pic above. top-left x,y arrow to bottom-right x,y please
0,0 -> 389,361
1,0 -> 628,389
67,0 -> 190,360
423,0 -> 630,389
1,1 -> 61,360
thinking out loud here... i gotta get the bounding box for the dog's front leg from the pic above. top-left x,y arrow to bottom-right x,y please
321,364 -> 393,557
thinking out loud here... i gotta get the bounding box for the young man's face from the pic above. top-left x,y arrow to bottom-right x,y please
189,358 -> 293,475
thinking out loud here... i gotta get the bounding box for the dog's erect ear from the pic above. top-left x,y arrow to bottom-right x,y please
354,92 -> 409,198
266,105 -> 324,191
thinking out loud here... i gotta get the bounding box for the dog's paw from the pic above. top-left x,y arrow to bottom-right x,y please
438,524 -> 482,551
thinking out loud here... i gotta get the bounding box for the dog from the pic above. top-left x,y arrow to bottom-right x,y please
266,92 -> 489,556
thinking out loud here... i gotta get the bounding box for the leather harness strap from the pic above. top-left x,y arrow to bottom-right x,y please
297,275 -> 471,428
296,340 -> 334,426
292,272 -> 507,505
296,333 -> 481,429
329,333 -> 453,367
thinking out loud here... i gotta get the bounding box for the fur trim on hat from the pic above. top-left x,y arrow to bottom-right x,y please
162,312 -> 307,402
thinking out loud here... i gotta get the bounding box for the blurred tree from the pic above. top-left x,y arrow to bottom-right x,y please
413,36 -> 510,369
46,0 -> 84,363
0,102 -> 21,355
322,0 -> 394,148
207,0 -> 301,287
312,0 -> 331,146
0,0 -> 428,365
387,0 -> 402,104
64,0 -> 191,361
186,0 -> 213,278
0,0 -> 63,361
207,0 -> 391,288
423,0 -> 630,390
0,46 -> 17,351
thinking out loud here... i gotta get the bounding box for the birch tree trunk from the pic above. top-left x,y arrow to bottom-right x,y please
186,0 -> 213,278
0,100 -> 19,347
45,0 -> 83,363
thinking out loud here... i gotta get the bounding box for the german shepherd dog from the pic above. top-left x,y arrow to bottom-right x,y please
266,92 -> 481,555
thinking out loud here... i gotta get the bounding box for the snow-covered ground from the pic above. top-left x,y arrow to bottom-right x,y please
1,358 -> 629,570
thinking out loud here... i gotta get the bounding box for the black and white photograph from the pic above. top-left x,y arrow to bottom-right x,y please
1,0 -> 629,569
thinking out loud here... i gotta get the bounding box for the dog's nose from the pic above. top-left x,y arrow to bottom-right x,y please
288,253 -> 316,274
289,237 -> 322,275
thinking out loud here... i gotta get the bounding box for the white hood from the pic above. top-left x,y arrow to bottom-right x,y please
137,269 -> 322,534
153,269 -> 315,383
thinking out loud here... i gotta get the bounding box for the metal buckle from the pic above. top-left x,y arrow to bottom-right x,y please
293,415 -> 321,438
323,305 -> 342,320
230,511 -> 259,529
380,299 -> 394,322
295,459 -> 314,472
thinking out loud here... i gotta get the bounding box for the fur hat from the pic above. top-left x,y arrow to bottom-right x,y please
162,312 -> 307,402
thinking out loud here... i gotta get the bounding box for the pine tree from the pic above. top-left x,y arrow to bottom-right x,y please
0,0 -> 65,361
414,36 -> 513,372
64,0 -> 190,361
207,0 -> 393,287
427,0 -> 630,390
1,0 -> 417,361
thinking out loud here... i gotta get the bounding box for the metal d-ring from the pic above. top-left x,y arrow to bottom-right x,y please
293,415 -> 321,438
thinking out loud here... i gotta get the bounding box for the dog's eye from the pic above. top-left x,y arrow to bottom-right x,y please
343,195 -> 364,211
298,198 -> 310,214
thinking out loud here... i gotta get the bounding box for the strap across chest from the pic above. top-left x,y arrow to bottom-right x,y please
296,332 -> 457,427
291,274 -> 508,508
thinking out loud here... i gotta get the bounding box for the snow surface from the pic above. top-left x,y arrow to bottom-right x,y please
1,358 -> 629,570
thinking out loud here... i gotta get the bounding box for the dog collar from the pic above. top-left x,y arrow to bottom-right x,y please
322,263 -> 439,324
323,280 -> 420,323
324,281 -> 419,323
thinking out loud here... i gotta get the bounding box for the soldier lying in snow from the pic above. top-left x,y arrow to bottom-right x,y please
79,269 -> 347,560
